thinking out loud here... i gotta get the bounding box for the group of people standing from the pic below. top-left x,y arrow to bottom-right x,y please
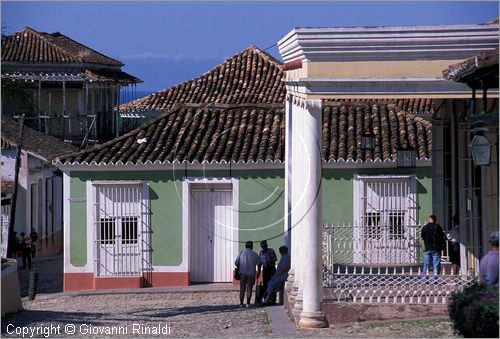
10,228 -> 38,270
421,214 -> 498,287
234,240 -> 290,307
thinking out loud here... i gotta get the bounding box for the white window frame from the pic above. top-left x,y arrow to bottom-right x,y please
90,180 -> 150,277
353,174 -> 417,263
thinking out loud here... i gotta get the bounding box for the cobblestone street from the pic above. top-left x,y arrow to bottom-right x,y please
2,255 -> 457,338
2,290 -> 457,338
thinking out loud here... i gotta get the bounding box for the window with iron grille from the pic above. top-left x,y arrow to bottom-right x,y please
93,182 -> 147,277
354,175 -> 418,264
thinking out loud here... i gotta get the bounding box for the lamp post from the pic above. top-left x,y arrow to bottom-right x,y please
470,127 -> 491,166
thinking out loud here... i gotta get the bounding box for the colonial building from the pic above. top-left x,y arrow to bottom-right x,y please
439,48 -> 499,276
277,22 -> 498,327
1,116 -> 78,256
56,46 -> 433,291
1,27 -> 142,147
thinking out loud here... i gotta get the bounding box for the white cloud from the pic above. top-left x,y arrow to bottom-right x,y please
122,52 -> 222,62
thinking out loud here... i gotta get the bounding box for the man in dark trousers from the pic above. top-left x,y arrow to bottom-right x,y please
30,227 -> 39,258
259,240 -> 277,303
20,232 -> 32,270
421,215 -> 446,283
235,241 -> 261,307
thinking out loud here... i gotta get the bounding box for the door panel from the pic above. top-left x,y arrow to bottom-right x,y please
190,188 -> 233,283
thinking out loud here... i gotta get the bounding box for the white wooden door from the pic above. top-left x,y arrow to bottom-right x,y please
190,187 -> 234,283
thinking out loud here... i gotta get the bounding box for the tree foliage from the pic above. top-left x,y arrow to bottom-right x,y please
448,282 -> 499,338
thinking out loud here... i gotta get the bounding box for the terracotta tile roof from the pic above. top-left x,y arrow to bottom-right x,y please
58,101 -> 431,166
322,101 -> 432,163
1,116 -> 79,162
120,46 -> 286,112
443,48 -> 499,82
2,27 -> 123,66
85,69 -> 143,84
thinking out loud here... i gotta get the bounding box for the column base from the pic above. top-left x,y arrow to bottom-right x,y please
293,294 -> 303,318
298,311 -> 327,329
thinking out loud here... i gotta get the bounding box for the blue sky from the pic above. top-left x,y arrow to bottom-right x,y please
2,1 -> 498,94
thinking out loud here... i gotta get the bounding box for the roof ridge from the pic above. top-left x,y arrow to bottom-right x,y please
121,45 -> 284,110
20,27 -> 80,62
42,31 -> 124,66
245,45 -> 283,66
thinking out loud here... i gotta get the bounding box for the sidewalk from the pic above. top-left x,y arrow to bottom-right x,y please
16,254 -> 63,297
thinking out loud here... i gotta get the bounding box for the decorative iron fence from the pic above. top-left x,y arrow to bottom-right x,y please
322,223 -> 476,304
323,223 -> 423,266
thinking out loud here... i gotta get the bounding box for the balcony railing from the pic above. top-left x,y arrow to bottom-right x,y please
19,111 -> 116,147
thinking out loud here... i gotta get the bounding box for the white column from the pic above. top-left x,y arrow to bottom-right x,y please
284,95 -> 292,251
296,99 -> 326,328
291,97 -> 303,296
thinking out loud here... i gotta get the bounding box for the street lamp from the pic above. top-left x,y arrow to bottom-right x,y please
470,127 -> 491,166
397,149 -> 416,168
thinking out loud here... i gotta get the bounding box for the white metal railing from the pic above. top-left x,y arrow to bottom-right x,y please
322,223 -> 476,304
323,223 -> 423,266
323,265 -> 476,304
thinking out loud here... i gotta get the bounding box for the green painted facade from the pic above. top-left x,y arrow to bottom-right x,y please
322,167 -> 432,224
68,166 -> 432,268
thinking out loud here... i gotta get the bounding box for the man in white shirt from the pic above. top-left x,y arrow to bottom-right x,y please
235,241 -> 261,307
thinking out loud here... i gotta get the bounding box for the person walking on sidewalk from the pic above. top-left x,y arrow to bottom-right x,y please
421,215 -> 446,283
259,240 -> 277,303
30,228 -> 39,258
235,241 -> 261,308
20,232 -> 32,270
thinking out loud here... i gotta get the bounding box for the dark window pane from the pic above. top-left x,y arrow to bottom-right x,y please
389,212 -> 405,239
99,218 -> 116,244
122,217 -> 138,244
364,212 -> 381,239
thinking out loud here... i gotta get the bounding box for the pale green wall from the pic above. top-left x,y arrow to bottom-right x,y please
69,176 -> 87,267
68,167 -> 432,268
322,167 -> 433,224
68,170 -> 285,267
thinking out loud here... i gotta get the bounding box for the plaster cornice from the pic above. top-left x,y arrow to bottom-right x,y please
278,24 -> 499,63
284,77 -> 483,97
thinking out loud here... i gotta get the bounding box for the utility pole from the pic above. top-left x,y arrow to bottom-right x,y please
6,115 -> 24,258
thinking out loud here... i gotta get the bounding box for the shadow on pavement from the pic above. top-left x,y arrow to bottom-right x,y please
135,304 -> 252,318
17,255 -> 63,297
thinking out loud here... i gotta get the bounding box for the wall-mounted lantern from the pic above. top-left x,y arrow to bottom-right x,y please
361,133 -> 375,150
470,127 -> 491,166
397,149 -> 416,168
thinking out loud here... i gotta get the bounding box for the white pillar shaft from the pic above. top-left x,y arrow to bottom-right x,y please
296,99 -> 323,314
291,100 -> 305,287
284,97 -> 292,251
